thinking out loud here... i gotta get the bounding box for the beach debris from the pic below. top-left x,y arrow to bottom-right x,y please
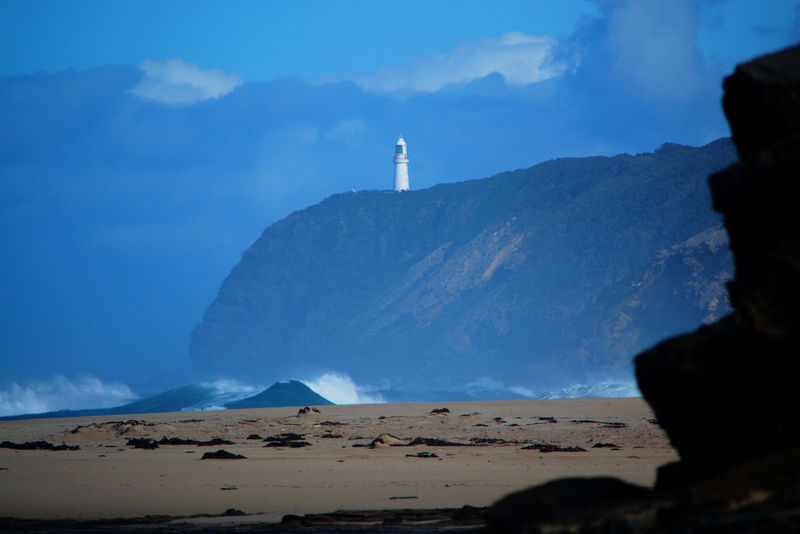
157,437 -> 234,446
0,440 -> 80,451
70,419 -> 155,435
297,406 -> 321,415
263,432 -> 304,441
246,434 -> 262,440
429,408 -> 450,415
406,437 -> 468,447
521,443 -> 587,453
263,441 -> 311,448
364,433 -> 407,448
388,496 -> 419,500
279,505 -> 485,529
220,486 -> 238,491
569,419 -> 628,428
318,420 -> 347,426
493,417 -> 507,424
319,433 -> 343,438
263,433 -> 311,448
354,435 -> 393,448
201,449 -> 246,460
111,420 -> 156,434
126,438 -> 159,449
351,434 -> 470,449
406,452 -> 439,458
592,443 -> 621,449
469,438 -> 527,446
538,416 -> 557,423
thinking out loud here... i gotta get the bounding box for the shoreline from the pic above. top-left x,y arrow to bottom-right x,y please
0,398 -> 674,527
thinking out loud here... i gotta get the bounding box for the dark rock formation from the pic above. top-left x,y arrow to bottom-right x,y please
488,449 -> 800,533
487,477 -> 651,533
636,44 -> 800,476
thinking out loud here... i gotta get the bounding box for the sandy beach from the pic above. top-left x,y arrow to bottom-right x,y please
0,398 -> 675,528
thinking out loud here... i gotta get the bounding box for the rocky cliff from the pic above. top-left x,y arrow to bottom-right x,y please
190,139 -> 736,390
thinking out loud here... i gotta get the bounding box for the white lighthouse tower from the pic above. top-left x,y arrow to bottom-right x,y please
393,135 -> 410,191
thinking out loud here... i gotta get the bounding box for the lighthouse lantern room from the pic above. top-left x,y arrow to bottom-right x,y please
393,135 -> 410,192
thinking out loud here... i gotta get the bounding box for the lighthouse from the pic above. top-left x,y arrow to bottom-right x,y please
393,135 -> 409,191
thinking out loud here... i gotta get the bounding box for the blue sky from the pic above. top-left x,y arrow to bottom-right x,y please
2,1 -> 595,80
0,0 -> 798,415
2,1 -> 796,81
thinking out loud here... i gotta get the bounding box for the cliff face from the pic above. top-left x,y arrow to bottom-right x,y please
190,139 -> 736,390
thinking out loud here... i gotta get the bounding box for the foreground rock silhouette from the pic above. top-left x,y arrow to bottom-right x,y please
487,44 -> 800,533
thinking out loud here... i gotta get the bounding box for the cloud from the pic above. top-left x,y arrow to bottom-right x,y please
351,31 -> 571,93
302,373 -> 384,404
602,0 -> 706,99
0,375 -> 138,417
131,58 -> 242,105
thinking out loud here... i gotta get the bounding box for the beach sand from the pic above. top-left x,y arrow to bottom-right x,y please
0,399 -> 675,527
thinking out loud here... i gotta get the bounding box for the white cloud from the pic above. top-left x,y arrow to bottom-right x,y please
302,372 -> 384,405
131,58 -> 243,105
352,31 -> 571,93
0,375 -> 138,417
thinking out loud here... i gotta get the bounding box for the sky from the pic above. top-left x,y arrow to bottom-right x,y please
0,0 -> 798,415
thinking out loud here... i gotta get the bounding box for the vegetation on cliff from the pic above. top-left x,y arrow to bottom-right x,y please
191,139 -> 736,391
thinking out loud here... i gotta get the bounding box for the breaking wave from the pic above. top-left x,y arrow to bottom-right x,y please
537,380 -> 642,399
301,373 -> 385,405
0,375 -> 138,417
